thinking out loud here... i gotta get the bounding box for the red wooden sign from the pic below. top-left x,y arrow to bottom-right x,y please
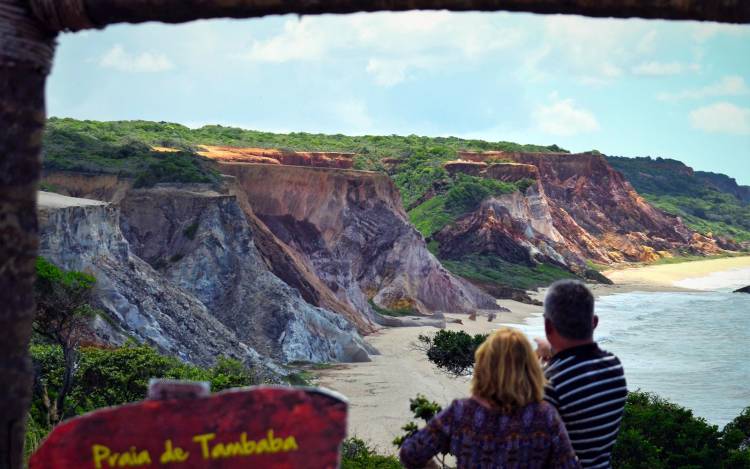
30,385 -> 348,469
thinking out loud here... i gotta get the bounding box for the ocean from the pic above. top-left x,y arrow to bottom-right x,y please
504,266 -> 750,428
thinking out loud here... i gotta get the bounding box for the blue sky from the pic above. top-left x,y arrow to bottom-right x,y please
48,11 -> 750,184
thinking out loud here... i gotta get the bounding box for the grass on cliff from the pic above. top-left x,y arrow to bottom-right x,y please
368,299 -> 416,317
607,156 -> 750,243
45,118 -> 564,207
408,174 -> 531,238
43,122 -> 221,187
441,254 -> 576,290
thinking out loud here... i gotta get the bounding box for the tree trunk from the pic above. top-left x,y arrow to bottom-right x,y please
0,63 -> 48,469
55,345 -> 78,425
0,1 -> 55,467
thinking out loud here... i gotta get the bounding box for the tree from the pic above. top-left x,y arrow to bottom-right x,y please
417,330 -> 487,376
2,2 -> 749,468
32,258 -> 96,427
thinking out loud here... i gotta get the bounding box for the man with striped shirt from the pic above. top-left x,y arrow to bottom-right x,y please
535,280 -> 627,469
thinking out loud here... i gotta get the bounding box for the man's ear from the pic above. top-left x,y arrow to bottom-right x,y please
544,317 -> 553,338
592,314 -> 599,331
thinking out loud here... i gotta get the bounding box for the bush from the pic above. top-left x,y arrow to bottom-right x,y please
29,343 -> 256,430
417,330 -> 487,376
341,438 -> 403,469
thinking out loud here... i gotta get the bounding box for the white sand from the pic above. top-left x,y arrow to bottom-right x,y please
604,256 -> 750,288
315,302 -> 540,453
38,191 -> 107,209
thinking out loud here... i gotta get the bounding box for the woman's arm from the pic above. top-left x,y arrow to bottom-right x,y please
398,402 -> 454,469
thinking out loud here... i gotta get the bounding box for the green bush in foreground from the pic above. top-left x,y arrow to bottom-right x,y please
26,343 -> 257,461
341,438 -> 403,469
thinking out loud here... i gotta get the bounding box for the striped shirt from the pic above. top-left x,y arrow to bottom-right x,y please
544,343 -> 627,469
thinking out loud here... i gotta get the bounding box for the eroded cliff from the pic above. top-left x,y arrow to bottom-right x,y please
218,163 -> 501,318
452,151 -> 723,264
37,191 -> 263,368
118,186 -> 373,363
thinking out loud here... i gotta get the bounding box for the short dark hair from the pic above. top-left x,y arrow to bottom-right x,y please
544,280 -> 595,340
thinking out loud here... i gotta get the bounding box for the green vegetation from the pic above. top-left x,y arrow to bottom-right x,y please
368,299 -> 416,317
417,330 -> 487,376
408,174 -> 531,238
33,258 -> 99,427
441,254 -> 576,290
45,118 -> 562,207
607,156 -> 750,243
392,395 -> 449,468
341,438 -> 403,469
27,343 -> 257,459
44,120 -> 221,187
613,392 -> 750,469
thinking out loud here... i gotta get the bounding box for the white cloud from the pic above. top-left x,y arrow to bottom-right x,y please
658,75 -> 749,101
689,102 -> 750,135
366,59 -> 409,87
99,45 -> 173,73
525,16 -> 659,85
534,96 -> 600,136
242,11 -> 523,86
631,61 -> 697,76
244,18 -> 327,62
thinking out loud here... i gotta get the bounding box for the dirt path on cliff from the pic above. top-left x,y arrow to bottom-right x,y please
313,300 -> 538,454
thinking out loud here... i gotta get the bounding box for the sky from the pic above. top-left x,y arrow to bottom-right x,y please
47,11 -> 750,184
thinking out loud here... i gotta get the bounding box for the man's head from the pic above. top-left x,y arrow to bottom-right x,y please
544,280 -> 598,350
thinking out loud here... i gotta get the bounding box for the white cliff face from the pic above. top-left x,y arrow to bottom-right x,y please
37,186 -> 374,365
117,187 -> 373,363
485,183 -> 565,244
37,192 -> 262,368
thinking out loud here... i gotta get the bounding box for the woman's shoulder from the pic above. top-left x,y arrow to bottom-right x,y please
526,401 -> 564,425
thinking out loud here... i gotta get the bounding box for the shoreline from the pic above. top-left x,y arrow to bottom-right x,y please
603,255 -> 750,289
315,255 -> 750,452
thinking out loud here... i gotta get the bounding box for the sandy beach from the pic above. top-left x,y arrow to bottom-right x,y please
604,256 -> 750,288
314,255 -> 750,452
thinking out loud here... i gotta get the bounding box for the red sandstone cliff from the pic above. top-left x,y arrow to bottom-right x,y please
218,163 -> 501,320
194,145 -> 355,169
449,151 -> 722,264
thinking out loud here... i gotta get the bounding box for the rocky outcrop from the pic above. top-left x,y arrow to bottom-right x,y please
218,163 -> 501,318
734,285 -> 750,294
193,146 -> 355,169
42,171 -> 133,203
37,192 -> 263,368
436,162 -> 584,272
452,151 -> 723,264
117,187 -> 373,363
484,163 -> 540,182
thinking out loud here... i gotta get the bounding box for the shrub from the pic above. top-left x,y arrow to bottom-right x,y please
341,438 -> 403,469
417,330 -> 487,376
29,343 -> 256,429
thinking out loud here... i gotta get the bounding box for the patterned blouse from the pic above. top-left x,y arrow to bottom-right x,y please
399,398 -> 581,469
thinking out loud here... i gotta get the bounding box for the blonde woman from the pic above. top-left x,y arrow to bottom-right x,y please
399,327 -> 580,469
